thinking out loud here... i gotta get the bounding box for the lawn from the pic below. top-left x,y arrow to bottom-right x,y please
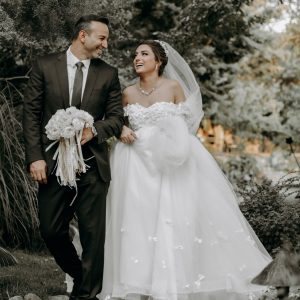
0,250 -> 66,299
1,250 -> 299,300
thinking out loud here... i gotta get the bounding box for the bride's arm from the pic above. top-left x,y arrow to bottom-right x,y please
120,87 -> 137,144
173,80 -> 186,104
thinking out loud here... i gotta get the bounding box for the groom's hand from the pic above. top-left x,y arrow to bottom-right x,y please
30,160 -> 47,184
81,127 -> 94,145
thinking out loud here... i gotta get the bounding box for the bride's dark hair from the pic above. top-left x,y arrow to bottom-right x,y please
137,40 -> 168,76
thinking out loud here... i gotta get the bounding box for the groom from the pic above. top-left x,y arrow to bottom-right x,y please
23,15 -> 124,299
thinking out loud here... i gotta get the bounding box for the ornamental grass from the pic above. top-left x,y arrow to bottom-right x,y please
0,80 -> 39,248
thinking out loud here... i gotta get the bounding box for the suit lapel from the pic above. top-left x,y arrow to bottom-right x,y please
81,59 -> 99,110
55,53 -> 69,108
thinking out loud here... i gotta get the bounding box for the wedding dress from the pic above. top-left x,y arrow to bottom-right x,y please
66,42 -> 272,300
98,101 -> 271,300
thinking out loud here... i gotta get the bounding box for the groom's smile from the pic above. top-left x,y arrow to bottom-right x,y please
82,21 -> 109,59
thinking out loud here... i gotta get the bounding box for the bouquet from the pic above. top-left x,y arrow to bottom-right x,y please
45,106 -> 94,188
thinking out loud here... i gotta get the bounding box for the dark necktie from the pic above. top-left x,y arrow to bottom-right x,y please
71,61 -> 84,108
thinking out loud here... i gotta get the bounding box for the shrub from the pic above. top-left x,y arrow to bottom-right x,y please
0,81 -> 39,249
238,173 -> 300,255
218,154 -> 262,189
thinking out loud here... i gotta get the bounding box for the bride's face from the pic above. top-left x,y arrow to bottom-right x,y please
134,45 -> 158,75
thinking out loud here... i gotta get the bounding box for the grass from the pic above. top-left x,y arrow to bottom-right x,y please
0,250 -> 299,300
0,82 -> 39,248
0,250 -> 66,299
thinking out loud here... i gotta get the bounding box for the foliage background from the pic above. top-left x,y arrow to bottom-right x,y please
0,0 -> 299,252
2,0 -> 299,140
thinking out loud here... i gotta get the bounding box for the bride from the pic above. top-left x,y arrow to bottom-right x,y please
68,40 -> 272,300
99,40 -> 272,300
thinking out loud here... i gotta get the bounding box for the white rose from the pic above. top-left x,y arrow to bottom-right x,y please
61,126 -> 76,139
55,109 -> 67,119
66,106 -> 78,115
82,112 -> 94,127
72,118 -> 85,131
46,123 -> 61,140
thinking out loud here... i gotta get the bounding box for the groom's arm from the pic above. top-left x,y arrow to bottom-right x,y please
22,58 -> 47,179
93,68 -> 125,143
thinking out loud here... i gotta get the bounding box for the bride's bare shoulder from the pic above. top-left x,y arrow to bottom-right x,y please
122,84 -> 138,105
162,78 -> 182,89
161,78 -> 185,103
123,84 -> 136,94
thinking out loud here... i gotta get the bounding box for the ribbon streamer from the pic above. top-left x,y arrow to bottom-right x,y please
45,128 -> 89,206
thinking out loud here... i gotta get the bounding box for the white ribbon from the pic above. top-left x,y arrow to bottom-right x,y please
45,128 -> 89,206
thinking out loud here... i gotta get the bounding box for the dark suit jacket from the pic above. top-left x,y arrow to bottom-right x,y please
23,52 -> 124,182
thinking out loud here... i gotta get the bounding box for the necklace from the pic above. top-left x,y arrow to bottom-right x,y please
138,82 -> 157,96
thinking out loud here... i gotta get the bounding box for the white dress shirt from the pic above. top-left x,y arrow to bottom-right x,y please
66,47 -> 91,106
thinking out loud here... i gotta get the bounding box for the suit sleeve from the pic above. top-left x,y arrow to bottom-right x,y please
94,68 -> 125,143
22,58 -> 45,166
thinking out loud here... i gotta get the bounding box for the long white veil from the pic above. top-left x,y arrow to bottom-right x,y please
159,41 -> 204,134
156,40 -> 271,261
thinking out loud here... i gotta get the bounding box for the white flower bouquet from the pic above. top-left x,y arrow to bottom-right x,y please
45,106 -> 94,187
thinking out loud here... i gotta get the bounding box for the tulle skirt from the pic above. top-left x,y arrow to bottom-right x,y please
98,117 -> 272,300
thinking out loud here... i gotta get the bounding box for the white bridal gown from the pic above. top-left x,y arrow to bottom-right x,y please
96,101 -> 272,300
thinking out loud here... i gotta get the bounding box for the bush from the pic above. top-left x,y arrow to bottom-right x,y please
238,173 -> 300,255
0,80 -> 40,249
218,154 -> 262,189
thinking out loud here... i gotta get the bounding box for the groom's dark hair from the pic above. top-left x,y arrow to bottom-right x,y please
72,15 -> 109,40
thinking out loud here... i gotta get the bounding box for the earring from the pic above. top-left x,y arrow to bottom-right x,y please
155,64 -> 158,71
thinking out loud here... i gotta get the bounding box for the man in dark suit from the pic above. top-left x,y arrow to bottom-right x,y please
23,15 -> 124,300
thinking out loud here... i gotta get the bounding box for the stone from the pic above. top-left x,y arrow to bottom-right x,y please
9,297 -> 23,300
48,296 -> 69,300
24,294 -> 41,300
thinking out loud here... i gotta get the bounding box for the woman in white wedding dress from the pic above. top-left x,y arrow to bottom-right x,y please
98,40 -> 272,300
67,40 -> 272,300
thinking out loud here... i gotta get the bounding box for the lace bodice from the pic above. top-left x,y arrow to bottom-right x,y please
124,101 -> 193,131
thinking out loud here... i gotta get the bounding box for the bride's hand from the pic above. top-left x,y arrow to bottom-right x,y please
120,125 -> 137,144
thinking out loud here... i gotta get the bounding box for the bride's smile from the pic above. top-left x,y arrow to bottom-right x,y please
134,44 -> 160,74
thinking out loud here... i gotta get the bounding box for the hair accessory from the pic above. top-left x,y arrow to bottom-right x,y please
154,40 -> 169,57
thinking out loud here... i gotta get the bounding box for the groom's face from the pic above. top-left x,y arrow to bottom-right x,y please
82,21 -> 109,59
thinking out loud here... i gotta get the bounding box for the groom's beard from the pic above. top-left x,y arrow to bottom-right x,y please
96,48 -> 104,58
88,48 -> 103,59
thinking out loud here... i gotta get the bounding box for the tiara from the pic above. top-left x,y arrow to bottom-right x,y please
154,40 -> 169,56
